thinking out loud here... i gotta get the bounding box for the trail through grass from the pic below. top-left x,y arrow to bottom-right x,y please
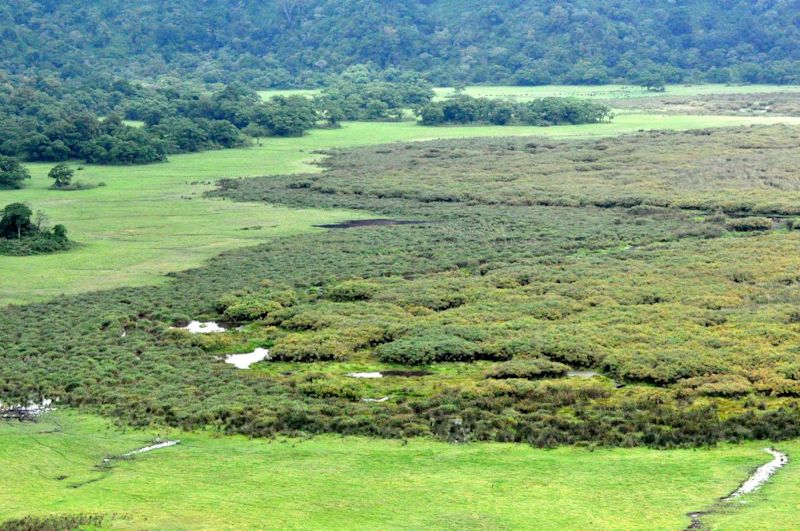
0,411 -> 777,530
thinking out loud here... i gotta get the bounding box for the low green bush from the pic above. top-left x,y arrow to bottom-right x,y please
725,217 -> 773,232
487,359 -> 571,379
326,280 -> 379,301
375,333 -> 479,364
271,333 -> 351,361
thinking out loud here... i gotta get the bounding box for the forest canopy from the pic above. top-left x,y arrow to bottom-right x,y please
2,0 -> 800,88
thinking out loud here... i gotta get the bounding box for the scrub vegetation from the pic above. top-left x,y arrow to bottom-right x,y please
4,110 -> 786,305
4,124 -> 800,450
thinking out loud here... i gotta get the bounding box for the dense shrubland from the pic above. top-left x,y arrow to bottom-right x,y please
0,203 -> 71,256
4,1 -> 800,87
1,74 -> 614,168
0,81 -> 303,165
3,126 -> 800,447
418,95 -> 611,126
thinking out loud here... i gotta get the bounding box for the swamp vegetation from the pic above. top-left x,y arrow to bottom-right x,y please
3,124 -> 800,448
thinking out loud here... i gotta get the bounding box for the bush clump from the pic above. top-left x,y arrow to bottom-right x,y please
326,280 -> 380,301
725,217 -> 773,232
487,359 -> 571,379
223,297 -> 283,321
375,333 -> 479,364
270,333 -> 351,361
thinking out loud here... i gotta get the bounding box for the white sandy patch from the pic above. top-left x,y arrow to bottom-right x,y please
347,372 -> 383,379
174,321 -> 227,334
567,370 -> 600,378
1,398 -> 56,418
122,440 -> 180,457
104,439 -> 180,463
725,448 -> 788,500
225,348 -> 270,369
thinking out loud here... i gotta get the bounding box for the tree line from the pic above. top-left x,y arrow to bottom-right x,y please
0,73 -> 610,169
418,95 -> 611,126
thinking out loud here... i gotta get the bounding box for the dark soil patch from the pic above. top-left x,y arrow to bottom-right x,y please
382,370 -> 434,377
314,219 -> 429,229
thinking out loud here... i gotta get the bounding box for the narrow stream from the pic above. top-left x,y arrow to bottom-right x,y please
686,448 -> 788,529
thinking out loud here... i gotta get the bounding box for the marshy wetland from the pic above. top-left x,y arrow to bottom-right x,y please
4,86 -> 800,529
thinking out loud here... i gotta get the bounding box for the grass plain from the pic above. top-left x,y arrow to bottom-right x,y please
0,411 -> 777,530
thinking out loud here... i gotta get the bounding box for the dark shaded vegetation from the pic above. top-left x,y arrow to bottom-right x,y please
0,157 -> 30,189
3,126 -> 800,447
4,1 -> 800,87
0,513 -> 106,531
0,203 -> 71,256
0,81 -> 306,165
419,95 -> 611,126
316,69 -> 434,122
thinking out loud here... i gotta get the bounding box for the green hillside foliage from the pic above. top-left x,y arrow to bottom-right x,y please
3,1 -> 800,87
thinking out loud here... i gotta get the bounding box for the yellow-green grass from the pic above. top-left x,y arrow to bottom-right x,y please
4,114 -> 800,305
433,84 -> 800,101
0,411 -> 781,530
258,88 -> 321,99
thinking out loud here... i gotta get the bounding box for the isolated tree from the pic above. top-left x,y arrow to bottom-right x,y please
0,157 -> 31,189
0,203 -> 35,239
242,123 -> 269,145
48,163 -> 74,188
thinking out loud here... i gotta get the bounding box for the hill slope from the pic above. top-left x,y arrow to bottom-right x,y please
2,0 -> 800,86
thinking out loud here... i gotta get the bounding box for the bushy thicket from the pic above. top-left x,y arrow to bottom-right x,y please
487,359 -> 571,380
0,203 -> 71,256
316,70 -> 434,123
419,96 -> 611,126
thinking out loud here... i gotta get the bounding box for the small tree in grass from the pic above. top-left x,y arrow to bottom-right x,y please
0,203 -> 34,239
48,163 -> 74,188
0,157 -> 31,189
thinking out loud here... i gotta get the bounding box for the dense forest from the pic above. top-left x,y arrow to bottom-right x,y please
3,0 -> 800,87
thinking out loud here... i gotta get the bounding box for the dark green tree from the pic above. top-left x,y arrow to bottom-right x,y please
0,203 -> 34,239
48,163 -> 75,188
0,157 -> 31,189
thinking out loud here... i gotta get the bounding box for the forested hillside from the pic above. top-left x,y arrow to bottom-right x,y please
3,0 -> 800,87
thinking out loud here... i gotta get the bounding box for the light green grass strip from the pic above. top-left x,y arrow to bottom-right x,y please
0,411 -> 772,530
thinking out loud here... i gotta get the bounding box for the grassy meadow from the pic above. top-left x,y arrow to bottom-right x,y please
0,411 -> 779,530
432,84 -> 800,102
3,113 -> 800,305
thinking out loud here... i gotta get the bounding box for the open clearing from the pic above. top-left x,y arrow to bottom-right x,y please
3,113 -> 800,305
431,84 -> 800,101
0,411 -> 779,530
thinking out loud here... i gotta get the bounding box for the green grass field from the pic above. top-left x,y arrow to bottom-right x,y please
0,411 -> 780,530
3,114 -> 800,305
432,84 -> 800,101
